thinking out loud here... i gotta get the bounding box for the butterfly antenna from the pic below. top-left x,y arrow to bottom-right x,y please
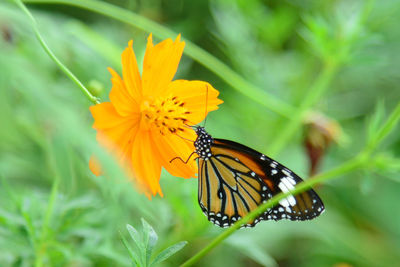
174,132 -> 195,142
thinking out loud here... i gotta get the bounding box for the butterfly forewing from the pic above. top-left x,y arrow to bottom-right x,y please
198,156 -> 272,228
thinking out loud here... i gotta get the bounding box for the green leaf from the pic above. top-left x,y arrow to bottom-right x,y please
119,230 -> 140,266
141,218 -> 158,266
150,241 -> 187,266
126,224 -> 144,249
126,224 -> 145,265
372,153 -> 400,183
367,100 -> 385,146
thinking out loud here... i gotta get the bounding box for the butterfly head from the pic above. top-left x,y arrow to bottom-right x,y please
194,126 -> 213,160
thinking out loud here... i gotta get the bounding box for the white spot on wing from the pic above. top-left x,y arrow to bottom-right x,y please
278,178 -> 297,207
286,176 -> 296,185
278,178 -> 295,193
287,196 -> 296,206
279,198 -> 290,207
262,186 -> 267,191
282,169 -> 292,177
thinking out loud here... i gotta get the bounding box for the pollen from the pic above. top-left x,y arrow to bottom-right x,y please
141,95 -> 187,134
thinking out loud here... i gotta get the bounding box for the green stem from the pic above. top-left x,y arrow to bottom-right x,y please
14,0 -> 99,104
21,209 -> 38,262
35,178 -> 59,267
268,0 -> 375,157
268,61 -> 338,156
182,98 -> 400,266
23,0 -> 295,118
365,102 -> 400,156
180,155 -> 365,267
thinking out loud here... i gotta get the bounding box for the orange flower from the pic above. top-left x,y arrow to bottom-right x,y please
89,34 -> 223,198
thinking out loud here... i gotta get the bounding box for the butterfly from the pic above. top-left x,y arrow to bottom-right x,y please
193,126 -> 325,228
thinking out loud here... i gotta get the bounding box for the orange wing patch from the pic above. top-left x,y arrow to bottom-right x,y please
212,145 -> 263,175
211,143 -> 275,190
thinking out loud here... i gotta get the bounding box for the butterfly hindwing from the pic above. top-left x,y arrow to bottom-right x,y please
213,139 -> 325,221
260,158 -> 325,221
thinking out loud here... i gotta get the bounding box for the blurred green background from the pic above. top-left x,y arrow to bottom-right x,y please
1,0 -> 400,266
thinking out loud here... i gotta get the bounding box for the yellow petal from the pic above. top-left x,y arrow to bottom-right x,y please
96,117 -> 139,161
108,67 -> 139,117
166,80 -> 223,125
142,34 -> 185,97
89,102 -> 139,178
121,40 -> 142,101
89,156 -> 102,176
131,130 -> 163,197
152,129 -> 198,179
90,102 -> 137,130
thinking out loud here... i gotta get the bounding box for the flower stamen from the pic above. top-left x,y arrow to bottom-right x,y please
141,96 -> 189,135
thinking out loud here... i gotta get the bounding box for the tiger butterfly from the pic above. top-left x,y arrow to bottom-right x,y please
193,126 -> 325,228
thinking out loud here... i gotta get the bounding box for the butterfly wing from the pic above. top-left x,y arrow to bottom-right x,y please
198,138 -> 325,227
198,155 -> 272,228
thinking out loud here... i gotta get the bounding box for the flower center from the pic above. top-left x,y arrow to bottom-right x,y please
141,96 -> 190,134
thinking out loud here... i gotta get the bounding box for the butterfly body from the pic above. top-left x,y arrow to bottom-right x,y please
194,126 -> 325,228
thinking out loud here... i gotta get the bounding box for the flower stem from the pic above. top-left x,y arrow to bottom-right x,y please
180,156 -> 364,267
268,0 -> 375,157
23,0 -> 294,118
14,0 -> 100,105
35,178 -> 59,267
365,102 -> 400,156
268,60 -> 338,157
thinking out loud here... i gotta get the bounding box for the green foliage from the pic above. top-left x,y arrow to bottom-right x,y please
121,220 -> 187,267
1,0 -> 400,266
